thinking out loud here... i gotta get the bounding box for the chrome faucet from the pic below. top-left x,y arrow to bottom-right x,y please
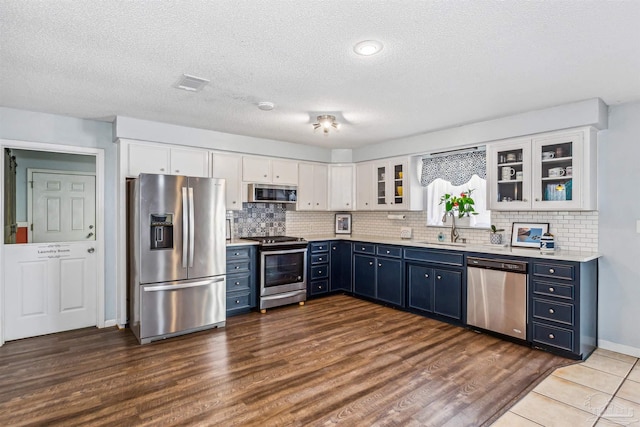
442,211 -> 460,243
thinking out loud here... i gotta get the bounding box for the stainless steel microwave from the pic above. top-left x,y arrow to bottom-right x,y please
248,184 -> 297,203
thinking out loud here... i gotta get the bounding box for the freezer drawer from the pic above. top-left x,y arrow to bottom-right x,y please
138,276 -> 225,343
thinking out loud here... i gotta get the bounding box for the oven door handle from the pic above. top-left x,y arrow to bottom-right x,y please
260,248 -> 307,256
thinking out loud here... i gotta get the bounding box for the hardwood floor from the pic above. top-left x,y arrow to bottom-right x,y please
0,295 -> 572,426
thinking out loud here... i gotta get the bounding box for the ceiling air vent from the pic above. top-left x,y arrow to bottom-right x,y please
175,74 -> 210,92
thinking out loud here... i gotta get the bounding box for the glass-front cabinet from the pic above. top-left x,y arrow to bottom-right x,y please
487,127 -> 597,211
374,159 -> 407,210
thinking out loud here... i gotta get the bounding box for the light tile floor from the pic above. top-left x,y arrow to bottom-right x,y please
492,348 -> 640,426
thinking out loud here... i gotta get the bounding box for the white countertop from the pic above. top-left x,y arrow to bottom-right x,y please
300,234 -> 601,263
226,238 -> 260,247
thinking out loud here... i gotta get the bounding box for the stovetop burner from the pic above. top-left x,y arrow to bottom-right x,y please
244,236 -> 307,245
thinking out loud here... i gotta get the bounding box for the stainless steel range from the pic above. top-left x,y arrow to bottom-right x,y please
244,236 -> 307,313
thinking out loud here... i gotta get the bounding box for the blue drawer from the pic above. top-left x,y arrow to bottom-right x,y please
226,246 -> 251,260
311,254 -> 329,264
532,262 -> 575,281
533,299 -> 574,326
404,248 -> 463,266
226,292 -> 251,311
376,245 -> 402,258
310,280 -> 328,295
533,280 -> 574,301
310,242 -> 329,253
532,322 -> 574,352
311,265 -> 328,279
353,243 -> 375,254
226,273 -> 251,292
227,260 -> 250,273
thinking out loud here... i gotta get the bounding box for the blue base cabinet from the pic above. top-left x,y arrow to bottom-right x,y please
353,243 -> 404,307
405,248 -> 465,324
330,241 -> 352,292
226,245 -> 257,316
308,241 -> 330,297
529,258 -> 598,360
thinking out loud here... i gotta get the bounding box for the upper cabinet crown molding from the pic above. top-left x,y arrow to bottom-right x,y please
487,127 -> 597,211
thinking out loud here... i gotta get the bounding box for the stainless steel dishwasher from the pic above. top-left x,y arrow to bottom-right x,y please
467,257 -> 528,340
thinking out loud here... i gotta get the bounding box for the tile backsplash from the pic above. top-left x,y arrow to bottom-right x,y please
286,210 -> 598,252
229,203 -> 287,238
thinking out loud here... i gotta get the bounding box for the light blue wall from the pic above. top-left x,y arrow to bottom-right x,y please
597,101 -> 640,355
0,107 -> 117,321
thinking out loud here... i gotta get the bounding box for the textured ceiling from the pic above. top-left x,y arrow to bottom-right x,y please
1,1 -> 640,149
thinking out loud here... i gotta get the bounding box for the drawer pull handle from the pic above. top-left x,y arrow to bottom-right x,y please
235,300 -> 240,304
318,285 -> 323,289
378,263 -> 382,267
362,247 -> 365,250
369,262 -> 373,266
425,274 -> 429,278
332,247 -> 336,250
318,257 -> 323,261
234,252 -> 240,256
549,287 -> 555,293
549,308 -> 555,314
160,168 -> 165,171
386,250 -> 390,254
548,334 -> 555,339
175,169 -> 180,173
318,271 -> 322,274
549,268 -> 555,274
235,266 -> 240,269
235,281 -> 240,285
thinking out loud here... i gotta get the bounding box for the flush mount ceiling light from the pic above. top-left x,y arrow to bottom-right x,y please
257,101 -> 275,111
353,40 -> 383,56
313,115 -> 340,134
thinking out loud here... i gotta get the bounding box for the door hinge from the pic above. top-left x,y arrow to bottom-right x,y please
30,223 -> 33,231
30,181 -> 33,188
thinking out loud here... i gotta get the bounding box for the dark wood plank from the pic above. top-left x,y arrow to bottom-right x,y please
0,295 -> 572,426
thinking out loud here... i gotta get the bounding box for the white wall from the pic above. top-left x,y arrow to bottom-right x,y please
597,101 -> 640,356
0,107 -> 117,320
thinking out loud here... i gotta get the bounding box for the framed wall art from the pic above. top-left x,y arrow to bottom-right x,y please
335,213 -> 352,235
511,222 -> 549,248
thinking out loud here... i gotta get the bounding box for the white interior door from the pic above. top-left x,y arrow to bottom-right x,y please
3,241 -> 98,340
30,171 -> 96,243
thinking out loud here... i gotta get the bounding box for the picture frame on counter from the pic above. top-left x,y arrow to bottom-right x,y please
335,213 -> 352,235
511,222 -> 549,248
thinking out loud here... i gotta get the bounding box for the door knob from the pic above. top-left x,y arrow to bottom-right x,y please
88,248 -> 95,253
86,232 -> 94,238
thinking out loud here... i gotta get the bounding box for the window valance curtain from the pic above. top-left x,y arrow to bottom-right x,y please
420,151 -> 486,186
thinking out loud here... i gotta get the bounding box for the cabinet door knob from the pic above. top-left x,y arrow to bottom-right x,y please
365,202 -> 369,205
523,198 -> 528,202
318,285 -> 323,289
308,202 -> 311,205
316,203 -> 319,205
535,198 -> 540,201
235,281 -> 240,285
235,300 -> 240,304
369,261 -> 373,266
549,308 -> 555,314
346,203 -> 350,206
386,250 -> 390,254
549,287 -> 555,293
263,174 -> 268,177
332,247 -> 336,250
232,201 -> 237,204
318,270 -> 322,274
549,268 -> 555,274
548,334 -> 555,339
361,247 -> 365,250
235,266 -> 240,269
319,257 -> 323,261
160,168 -> 165,171
425,274 -> 429,278
175,169 -> 180,173
234,252 -> 240,256
437,275 -> 441,280
378,263 -> 382,267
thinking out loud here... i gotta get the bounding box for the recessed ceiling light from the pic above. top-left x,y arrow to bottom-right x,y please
353,40 -> 383,56
257,101 -> 275,111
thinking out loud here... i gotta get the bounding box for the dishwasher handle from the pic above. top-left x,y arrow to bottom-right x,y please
467,257 -> 527,273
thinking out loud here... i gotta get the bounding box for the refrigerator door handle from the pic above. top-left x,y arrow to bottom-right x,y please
182,187 -> 188,268
188,186 -> 195,268
143,277 -> 225,292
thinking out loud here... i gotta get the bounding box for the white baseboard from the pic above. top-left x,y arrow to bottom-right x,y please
598,339 -> 640,358
103,319 -> 117,328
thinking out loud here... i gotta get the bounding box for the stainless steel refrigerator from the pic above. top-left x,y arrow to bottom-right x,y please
128,174 -> 226,344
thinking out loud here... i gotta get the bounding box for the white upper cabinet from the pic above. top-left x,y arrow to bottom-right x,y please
127,142 -> 209,177
297,163 -> 328,211
329,164 -> 355,211
355,162 -> 374,210
242,157 -> 298,185
487,127 -> 597,211
211,152 -> 243,211
370,156 -> 424,211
